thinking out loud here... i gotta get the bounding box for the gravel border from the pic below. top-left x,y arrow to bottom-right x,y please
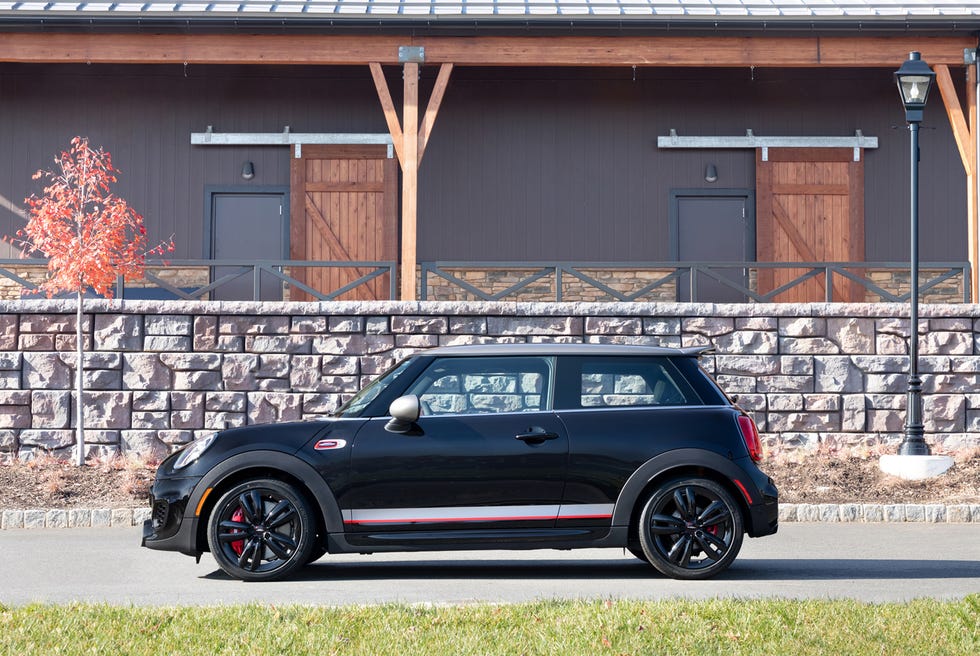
2,504 -> 980,529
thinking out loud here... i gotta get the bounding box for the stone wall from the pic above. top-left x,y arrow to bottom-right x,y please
1,299 -> 979,461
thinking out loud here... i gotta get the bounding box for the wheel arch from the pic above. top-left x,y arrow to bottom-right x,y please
187,450 -> 343,553
613,449 -> 754,543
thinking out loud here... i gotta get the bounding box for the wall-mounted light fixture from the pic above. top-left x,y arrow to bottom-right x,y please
704,163 -> 718,183
241,161 -> 255,180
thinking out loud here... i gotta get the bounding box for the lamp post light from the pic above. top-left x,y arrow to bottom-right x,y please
894,51 -> 935,457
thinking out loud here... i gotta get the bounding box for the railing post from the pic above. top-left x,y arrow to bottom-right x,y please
420,263 -> 428,300
825,267 -> 833,302
556,266 -> 563,302
253,265 -> 261,301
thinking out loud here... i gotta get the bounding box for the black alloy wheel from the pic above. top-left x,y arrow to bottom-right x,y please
638,477 -> 744,580
207,478 -> 315,582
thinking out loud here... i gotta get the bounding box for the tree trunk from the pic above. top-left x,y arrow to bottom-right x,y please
75,290 -> 85,466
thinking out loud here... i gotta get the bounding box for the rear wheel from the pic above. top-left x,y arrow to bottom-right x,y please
637,477 -> 744,580
627,546 -> 650,563
207,478 -> 315,581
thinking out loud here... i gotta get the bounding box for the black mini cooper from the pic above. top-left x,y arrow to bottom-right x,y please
143,343 -> 777,581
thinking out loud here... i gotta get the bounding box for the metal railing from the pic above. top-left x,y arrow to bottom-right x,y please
2,258 -> 970,303
420,261 -> 973,303
0,259 -> 398,301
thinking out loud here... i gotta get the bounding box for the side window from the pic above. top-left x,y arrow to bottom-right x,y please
577,357 -> 694,408
406,356 -> 551,415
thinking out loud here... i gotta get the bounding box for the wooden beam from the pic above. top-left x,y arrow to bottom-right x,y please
369,63 -> 405,166
418,63 -> 453,165
401,62 -> 420,301
0,33 -> 973,67
816,37 -> 974,68
935,64 -> 974,176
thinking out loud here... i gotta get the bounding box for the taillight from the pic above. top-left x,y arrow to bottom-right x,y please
737,414 -> 763,463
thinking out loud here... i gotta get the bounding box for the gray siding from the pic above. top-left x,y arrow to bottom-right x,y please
0,64 -> 967,264
418,67 -> 966,263
0,64 -> 386,259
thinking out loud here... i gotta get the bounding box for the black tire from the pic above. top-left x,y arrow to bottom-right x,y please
207,478 -> 316,582
637,477 -> 744,580
306,544 -> 328,565
627,546 -> 650,563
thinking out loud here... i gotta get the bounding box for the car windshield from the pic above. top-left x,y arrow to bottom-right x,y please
333,357 -> 414,418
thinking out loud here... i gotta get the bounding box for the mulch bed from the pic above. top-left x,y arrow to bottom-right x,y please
0,453 -> 978,510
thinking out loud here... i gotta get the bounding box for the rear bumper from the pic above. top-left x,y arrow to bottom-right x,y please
746,476 -> 779,538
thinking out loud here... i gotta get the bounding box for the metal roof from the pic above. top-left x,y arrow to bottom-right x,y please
0,1 -> 977,22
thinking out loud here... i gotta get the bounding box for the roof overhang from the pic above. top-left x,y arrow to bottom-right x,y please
0,3 -> 976,67
0,2 -> 979,36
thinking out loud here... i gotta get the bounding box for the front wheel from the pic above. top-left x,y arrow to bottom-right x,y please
637,477 -> 744,580
207,478 -> 316,581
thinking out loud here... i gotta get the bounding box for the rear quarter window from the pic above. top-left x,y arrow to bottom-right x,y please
557,356 -> 701,409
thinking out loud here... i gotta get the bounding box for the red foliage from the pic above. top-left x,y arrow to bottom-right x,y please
10,136 -> 174,298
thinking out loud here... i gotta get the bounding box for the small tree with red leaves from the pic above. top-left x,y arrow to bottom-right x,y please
9,137 -> 173,464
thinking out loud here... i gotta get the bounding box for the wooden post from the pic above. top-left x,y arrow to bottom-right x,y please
401,62 -> 420,301
969,64 -> 978,302
370,61 -> 453,300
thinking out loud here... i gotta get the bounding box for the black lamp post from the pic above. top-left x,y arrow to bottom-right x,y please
894,51 -> 936,456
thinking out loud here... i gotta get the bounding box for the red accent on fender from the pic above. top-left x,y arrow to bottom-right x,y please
733,479 -> 753,504
314,439 -> 347,451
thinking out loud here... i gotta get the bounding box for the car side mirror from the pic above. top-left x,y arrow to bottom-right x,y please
385,395 -> 421,434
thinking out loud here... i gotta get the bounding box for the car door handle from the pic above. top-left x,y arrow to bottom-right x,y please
515,430 -> 560,444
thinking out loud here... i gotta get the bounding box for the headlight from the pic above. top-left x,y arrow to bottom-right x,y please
173,433 -> 217,470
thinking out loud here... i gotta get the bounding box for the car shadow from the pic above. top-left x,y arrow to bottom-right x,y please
200,557 -> 980,582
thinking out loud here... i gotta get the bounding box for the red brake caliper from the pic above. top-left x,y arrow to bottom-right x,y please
230,507 -> 245,556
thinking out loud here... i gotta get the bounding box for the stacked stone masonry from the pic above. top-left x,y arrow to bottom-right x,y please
2,299 -> 980,462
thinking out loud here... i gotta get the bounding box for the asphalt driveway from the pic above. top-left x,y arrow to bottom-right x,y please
1,523 -> 976,606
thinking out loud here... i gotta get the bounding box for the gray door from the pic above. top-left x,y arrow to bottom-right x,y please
211,193 -> 286,301
673,193 -> 753,303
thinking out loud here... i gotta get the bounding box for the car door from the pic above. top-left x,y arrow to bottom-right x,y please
554,355 -> 704,529
341,355 -> 569,536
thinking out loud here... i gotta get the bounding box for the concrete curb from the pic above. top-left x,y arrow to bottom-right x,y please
2,504 -> 979,529
778,503 -> 980,523
1,507 -> 151,529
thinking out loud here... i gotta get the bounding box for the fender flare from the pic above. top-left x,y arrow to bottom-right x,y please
188,450 -> 345,537
611,448 -> 755,527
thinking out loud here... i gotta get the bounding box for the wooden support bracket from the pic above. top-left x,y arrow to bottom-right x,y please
369,61 -> 454,299
935,63 -> 979,301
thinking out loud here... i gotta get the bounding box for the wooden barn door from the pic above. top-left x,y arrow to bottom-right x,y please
756,148 -> 864,302
289,144 -> 398,300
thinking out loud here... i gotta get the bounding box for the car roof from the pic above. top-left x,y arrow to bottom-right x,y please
422,343 -> 712,358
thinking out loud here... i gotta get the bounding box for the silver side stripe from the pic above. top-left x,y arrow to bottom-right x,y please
342,504 -> 614,525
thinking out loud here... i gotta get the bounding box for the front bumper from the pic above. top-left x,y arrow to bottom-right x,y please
140,475 -> 205,557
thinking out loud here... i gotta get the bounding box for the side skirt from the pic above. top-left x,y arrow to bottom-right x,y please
325,526 -> 629,554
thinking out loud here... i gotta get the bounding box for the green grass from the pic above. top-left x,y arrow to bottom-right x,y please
1,597 -> 977,655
